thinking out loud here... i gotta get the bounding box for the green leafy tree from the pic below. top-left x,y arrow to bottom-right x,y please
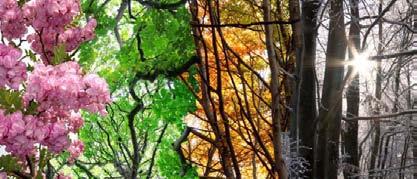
50,0 -> 199,178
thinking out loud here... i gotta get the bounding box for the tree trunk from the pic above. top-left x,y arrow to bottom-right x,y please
289,0 -> 303,143
343,0 -> 360,178
369,2 -> 383,178
295,1 -> 321,178
411,1 -> 417,178
288,0 -> 303,176
314,0 -> 347,178
263,0 -> 288,178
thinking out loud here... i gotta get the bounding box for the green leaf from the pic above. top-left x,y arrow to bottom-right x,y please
24,101 -> 39,115
17,0 -> 28,7
0,89 -> 23,113
27,50 -> 38,62
0,155 -> 21,172
36,149 -> 49,179
52,44 -> 69,65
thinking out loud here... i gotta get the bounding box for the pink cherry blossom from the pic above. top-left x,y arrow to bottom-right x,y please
0,44 -> 26,90
0,172 -> 7,179
0,111 -> 42,157
68,112 -> 84,133
24,61 -> 111,118
0,1 -> 109,177
42,121 -> 69,153
56,173 -> 72,179
23,0 -> 80,32
81,74 -> 111,115
67,140 -> 84,164
22,0 -> 96,63
0,0 -> 27,39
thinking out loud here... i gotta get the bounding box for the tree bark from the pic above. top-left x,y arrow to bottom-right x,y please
343,0 -> 360,178
411,1 -> 417,179
369,2 -> 383,178
289,0 -> 303,142
189,1 -> 237,178
295,0 -> 321,178
263,0 -> 288,178
314,0 -> 347,178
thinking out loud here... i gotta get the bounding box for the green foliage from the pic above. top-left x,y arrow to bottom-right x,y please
134,7 -> 195,79
25,101 -> 39,115
17,0 -> 27,7
70,0 -> 198,178
0,88 -> 39,115
81,0 -> 116,36
52,44 -> 69,65
0,155 -> 22,173
151,79 -> 196,128
0,89 -> 23,113
157,131 -> 198,179
25,49 -> 38,63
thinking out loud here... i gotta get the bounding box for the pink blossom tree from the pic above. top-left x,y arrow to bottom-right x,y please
0,0 -> 111,178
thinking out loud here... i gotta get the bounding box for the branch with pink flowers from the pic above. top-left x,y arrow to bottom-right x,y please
0,0 -> 111,178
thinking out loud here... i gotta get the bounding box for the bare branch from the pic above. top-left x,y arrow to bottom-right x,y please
191,20 -> 300,29
369,49 -> 417,60
173,127 -> 192,176
361,0 -> 398,49
114,0 -> 128,48
145,123 -> 168,179
344,109 -> 417,121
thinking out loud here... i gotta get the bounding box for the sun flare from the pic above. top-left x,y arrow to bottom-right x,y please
348,51 -> 375,75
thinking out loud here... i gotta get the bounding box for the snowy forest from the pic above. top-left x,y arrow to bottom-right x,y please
0,0 -> 416,178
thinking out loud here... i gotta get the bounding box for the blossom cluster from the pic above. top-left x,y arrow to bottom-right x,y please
0,0 -> 97,64
0,0 -> 27,39
23,0 -> 81,31
0,46 -> 109,164
0,44 -> 26,90
0,110 -> 85,159
23,0 -> 97,63
26,19 -> 97,63
67,140 -> 84,164
0,60 -> 110,160
0,110 -> 60,157
0,0 -> 109,177
0,59 -> 110,164
24,61 -> 111,118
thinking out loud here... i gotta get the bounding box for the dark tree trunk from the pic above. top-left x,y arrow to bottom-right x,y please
343,0 -> 360,178
289,0 -> 303,142
411,1 -> 417,178
295,0 -> 321,178
314,0 -> 347,178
